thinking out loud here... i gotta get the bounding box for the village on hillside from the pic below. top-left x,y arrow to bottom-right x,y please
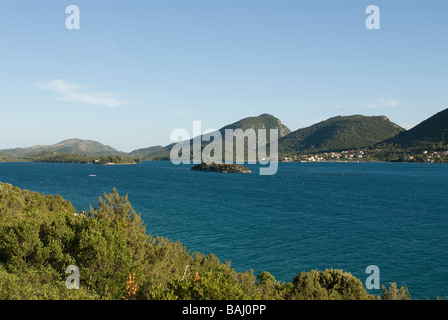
281,149 -> 448,163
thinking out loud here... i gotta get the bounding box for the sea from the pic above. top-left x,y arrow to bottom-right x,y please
0,160 -> 447,299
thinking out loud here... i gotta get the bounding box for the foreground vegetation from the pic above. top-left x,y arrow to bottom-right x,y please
0,182 -> 410,300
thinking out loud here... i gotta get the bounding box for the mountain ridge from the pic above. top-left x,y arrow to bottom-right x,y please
2,108 -> 447,160
1,138 -> 124,157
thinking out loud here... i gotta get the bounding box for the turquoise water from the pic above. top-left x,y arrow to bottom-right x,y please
0,161 -> 447,299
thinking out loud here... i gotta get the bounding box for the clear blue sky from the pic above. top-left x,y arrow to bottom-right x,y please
1,0 -> 447,152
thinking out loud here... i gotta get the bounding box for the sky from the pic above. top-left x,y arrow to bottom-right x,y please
1,0 -> 447,152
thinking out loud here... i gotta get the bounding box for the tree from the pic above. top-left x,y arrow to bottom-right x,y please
381,283 -> 411,300
286,269 -> 376,300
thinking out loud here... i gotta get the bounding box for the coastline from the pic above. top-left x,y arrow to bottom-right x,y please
1,159 -> 447,165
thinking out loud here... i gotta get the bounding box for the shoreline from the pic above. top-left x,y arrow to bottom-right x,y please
1,159 -> 447,165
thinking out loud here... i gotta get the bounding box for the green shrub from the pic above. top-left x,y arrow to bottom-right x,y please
286,269 -> 377,300
381,283 -> 411,300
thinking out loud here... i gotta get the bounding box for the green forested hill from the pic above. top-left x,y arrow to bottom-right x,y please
278,115 -> 405,155
381,108 -> 448,146
137,113 -> 291,160
218,113 -> 291,137
0,182 -> 409,300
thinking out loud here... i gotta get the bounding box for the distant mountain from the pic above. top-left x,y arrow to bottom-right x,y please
138,113 -> 292,160
278,115 -> 405,154
1,138 -> 123,157
381,108 -> 448,146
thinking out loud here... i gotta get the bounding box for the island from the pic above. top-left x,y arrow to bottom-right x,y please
191,162 -> 252,173
92,155 -> 142,165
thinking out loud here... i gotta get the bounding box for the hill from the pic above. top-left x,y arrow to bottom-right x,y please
381,108 -> 448,146
137,113 -> 291,160
1,138 -> 123,157
278,115 -> 405,154
219,113 -> 291,137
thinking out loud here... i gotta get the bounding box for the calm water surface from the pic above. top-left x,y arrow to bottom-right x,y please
0,161 -> 447,299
